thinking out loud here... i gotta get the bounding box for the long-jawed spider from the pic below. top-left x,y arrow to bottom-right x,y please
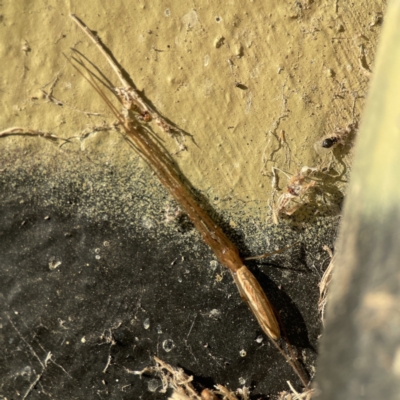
67,14 -> 310,389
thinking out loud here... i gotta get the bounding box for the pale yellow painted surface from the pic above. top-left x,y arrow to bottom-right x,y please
0,0 -> 384,219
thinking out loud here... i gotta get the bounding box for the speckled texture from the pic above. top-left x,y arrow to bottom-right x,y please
0,148 -> 339,398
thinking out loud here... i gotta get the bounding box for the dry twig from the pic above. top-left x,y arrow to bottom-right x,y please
130,357 -> 249,400
278,380 -> 314,399
0,127 -> 70,144
318,245 -> 335,323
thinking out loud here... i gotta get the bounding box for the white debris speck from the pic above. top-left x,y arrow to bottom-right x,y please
209,260 -> 218,270
20,365 -> 32,378
49,259 -> 62,270
239,349 -> 247,357
255,335 -> 263,343
209,309 -> 221,318
81,336 -> 86,343
142,216 -> 155,229
162,339 -> 175,352
147,378 -> 160,392
143,318 -> 150,330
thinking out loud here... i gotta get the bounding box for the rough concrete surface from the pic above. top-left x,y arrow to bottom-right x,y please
0,1 -> 385,399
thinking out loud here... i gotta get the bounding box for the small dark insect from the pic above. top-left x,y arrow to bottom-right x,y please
314,122 -> 358,154
321,136 -> 339,148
